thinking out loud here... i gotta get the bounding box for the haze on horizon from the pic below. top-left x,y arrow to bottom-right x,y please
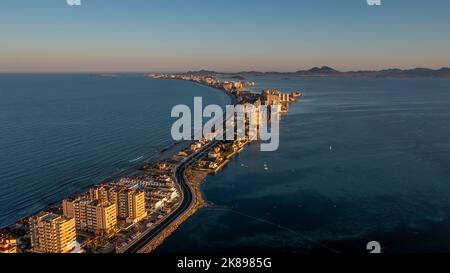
1,0 -> 449,73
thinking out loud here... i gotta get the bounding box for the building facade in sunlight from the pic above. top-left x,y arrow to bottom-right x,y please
29,212 -> 76,253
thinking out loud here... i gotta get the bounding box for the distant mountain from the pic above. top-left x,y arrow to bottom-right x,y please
184,70 -> 218,76
295,66 -> 341,76
349,67 -> 450,78
227,66 -> 450,78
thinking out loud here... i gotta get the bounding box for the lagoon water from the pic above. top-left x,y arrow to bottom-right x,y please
158,76 -> 450,253
1,74 -> 450,252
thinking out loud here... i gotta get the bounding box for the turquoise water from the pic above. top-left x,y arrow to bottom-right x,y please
157,76 -> 450,253
0,74 -> 230,227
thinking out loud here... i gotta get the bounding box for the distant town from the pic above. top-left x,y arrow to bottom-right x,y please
0,72 -> 302,253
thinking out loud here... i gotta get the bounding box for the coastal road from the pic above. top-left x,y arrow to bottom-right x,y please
122,86 -> 235,253
122,141 -> 215,253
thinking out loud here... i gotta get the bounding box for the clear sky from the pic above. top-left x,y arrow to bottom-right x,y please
1,0 -> 449,72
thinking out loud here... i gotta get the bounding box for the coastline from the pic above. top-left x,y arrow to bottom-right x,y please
0,76 -> 237,253
119,79 -> 237,253
2,74 -> 298,253
0,138 -> 191,229
128,73 -> 298,252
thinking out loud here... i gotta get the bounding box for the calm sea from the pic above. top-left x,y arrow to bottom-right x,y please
2,74 -> 450,253
0,74 -> 230,227
157,75 -> 450,253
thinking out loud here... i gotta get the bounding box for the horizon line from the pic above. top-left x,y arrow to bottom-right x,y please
0,65 -> 449,75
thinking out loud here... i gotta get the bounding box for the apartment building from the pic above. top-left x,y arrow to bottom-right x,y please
29,212 -> 76,253
63,198 -> 117,234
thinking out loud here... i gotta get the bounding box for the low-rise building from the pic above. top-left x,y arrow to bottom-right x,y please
0,234 -> 18,253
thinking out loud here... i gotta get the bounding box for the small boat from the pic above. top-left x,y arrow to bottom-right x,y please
264,163 -> 269,171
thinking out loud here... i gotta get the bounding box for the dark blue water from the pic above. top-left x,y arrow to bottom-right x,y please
157,76 -> 450,253
2,75 -> 450,253
0,74 -> 230,227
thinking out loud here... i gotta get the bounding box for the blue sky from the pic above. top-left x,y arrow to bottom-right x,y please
1,0 -> 449,72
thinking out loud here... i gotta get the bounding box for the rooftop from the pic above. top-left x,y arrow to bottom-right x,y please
42,213 -> 60,222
